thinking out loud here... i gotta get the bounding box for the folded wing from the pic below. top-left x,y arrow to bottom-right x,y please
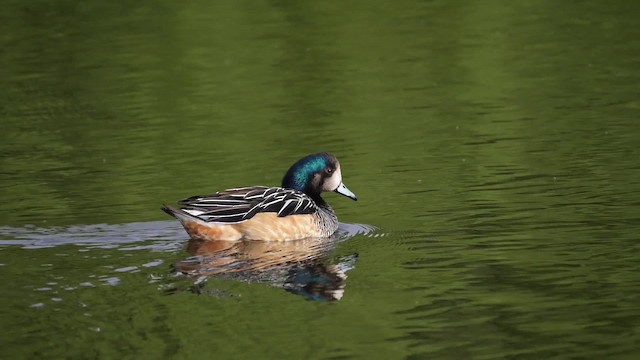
177,186 -> 317,223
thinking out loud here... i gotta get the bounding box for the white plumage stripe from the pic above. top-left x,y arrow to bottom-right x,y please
175,186 -> 317,223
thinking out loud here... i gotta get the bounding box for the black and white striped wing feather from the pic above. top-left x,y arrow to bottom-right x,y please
177,186 -> 317,223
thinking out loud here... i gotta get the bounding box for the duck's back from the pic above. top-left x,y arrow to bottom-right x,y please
177,186 -> 317,222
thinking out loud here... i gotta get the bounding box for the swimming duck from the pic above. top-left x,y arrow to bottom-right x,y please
162,152 -> 357,241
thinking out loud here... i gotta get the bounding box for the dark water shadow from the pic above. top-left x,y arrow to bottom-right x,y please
167,222 -> 374,301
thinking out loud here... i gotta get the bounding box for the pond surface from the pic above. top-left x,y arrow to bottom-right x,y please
2,0 -> 639,358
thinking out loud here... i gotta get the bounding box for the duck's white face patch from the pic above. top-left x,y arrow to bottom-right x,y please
322,165 -> 342,192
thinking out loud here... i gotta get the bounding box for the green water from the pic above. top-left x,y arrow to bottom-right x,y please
2,0 -> 640,358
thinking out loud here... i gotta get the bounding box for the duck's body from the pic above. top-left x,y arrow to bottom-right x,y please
162,186 -> 339,241
162,153 -> 357,241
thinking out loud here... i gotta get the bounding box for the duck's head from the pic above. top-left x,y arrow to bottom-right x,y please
281,152 -> 357,201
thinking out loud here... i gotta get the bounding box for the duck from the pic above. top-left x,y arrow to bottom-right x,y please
162,152 -> 357,241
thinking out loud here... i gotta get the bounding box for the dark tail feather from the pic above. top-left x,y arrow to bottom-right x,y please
162,204 -> 179,219
162,204 -> 203,224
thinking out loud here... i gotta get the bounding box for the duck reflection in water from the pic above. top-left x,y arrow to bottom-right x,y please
171,236 -> 357,301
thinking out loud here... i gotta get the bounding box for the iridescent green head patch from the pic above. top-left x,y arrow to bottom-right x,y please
282,153 -> 335,192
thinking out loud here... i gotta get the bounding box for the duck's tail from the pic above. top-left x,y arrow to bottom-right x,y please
162,205 -> 242,241
161,205 -> 204,224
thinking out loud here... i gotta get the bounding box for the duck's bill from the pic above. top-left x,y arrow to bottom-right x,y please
335,182 -> 357,201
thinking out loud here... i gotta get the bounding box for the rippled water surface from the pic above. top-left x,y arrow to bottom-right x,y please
2,1 -> 639,358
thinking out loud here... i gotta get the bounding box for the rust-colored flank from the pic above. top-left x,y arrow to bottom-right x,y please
180,213 -> 318,241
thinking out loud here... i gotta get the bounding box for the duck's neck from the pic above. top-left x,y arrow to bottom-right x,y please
308,192 -> 326,206
281,180 -> 331,210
